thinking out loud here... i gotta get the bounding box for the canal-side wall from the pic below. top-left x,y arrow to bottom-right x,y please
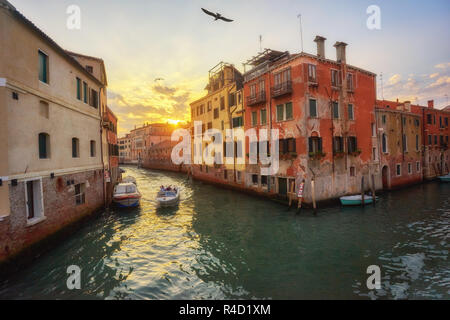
0,169 -> 104,264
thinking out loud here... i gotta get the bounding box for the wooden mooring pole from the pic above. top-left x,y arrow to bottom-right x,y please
296,179 -> 305,215
361,176 -> 365,207
311,178 -> 317,214
371,174 -> 376,206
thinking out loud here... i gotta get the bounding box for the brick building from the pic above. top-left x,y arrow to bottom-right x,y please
242,37 -> 380,203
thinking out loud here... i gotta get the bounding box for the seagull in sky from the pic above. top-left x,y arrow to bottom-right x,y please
154,78 -> 164,82
201,8 -> 234,22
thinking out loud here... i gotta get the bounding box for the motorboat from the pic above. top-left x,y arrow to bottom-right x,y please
156,186 -> 180,207
438,174 -> 450,182
340,194 -> 378,206
113,182 -> 141,208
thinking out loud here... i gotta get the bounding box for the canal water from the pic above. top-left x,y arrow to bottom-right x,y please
0,166 -> 449,300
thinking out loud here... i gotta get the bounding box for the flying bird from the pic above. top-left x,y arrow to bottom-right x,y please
201,8 -> 234,22
154,78 -> 164,82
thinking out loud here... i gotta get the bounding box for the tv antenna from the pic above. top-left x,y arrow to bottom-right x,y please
297,14 -> 304,52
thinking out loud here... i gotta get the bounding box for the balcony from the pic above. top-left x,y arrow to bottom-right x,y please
246,91 -> 266,106
271,81 -> 292,98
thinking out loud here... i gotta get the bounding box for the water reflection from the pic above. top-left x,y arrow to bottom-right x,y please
0,167 -> 448,300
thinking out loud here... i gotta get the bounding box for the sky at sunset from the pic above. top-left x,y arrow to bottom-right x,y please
8,0 -> 450,136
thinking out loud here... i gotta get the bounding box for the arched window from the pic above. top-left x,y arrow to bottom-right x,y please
72,138 -> 80,158
382,133 -> 387,153
38,133 -> 50,159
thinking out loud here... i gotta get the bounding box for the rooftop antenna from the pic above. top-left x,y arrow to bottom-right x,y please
259,35 -> 263,53
297,14 -> 304,52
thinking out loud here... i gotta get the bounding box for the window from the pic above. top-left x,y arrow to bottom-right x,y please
416,135 -> 419,151
372,123 -> 376,137
347,73 -> 354,91
38,133 -> 50,159
251,111 -> 257,126
207,122 -> 212,130
75,183 -> 86,205
207,101 -> 212,112
285,102 -> 293,120
308,64 -> 317,82
259,80 -> 265,93
332,102 -> 339,119
250,84 -> 256,97
276,104 -> 284,122
350,167 -> 356,177
331,69 -> 341,87
252,174 -> 258,185
228,92 -> 236,107
86,65 -> 93,73
235,141 -> 243,158
348,104 -> 354,120
308,137 -> 323,153
276,103 -> 293,121
76,78 -> 81,100
382,115 -> 386,124
286,138 -> 296,153
428,135 -> 432,145
309,99 -> 317,118
427,114 -> 432,124
445,117 -> 449,127
396,164 -> 401,176
408,163 -> 412,174
261,175 -> 268,186
232,117 -> 243,128
40,101 -> 49,119
373,147 -> 377,161
90,89 -> 98,108
26,179 -> 44,223
333,136 -> 344,154
83,82 -> 88,103
38,50 -> 48,83
414,119 -> 420,127
214,108 -> 219,119
220,96 -> 225,110
90,140 -> 96,157
434,135 -> 437,145
416,161 -> 421,172
260,109 -> 267,125
72,138 -> 80,158
348,136 -> 358,153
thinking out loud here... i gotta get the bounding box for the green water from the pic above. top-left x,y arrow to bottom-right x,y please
0,166 -> 449,299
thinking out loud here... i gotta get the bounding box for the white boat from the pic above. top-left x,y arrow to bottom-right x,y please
340,194 -> 378,206
113,182 -> 141,208
122,176 -> 137,184
156,187 -> 180,207
438,174 -> 450,182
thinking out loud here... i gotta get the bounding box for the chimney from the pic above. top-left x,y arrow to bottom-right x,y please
314,36 -> 326,59
334,41 -> 348,63
428,100 -> 434,109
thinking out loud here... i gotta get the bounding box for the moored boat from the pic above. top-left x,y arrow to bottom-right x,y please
340,194 -> 378,206
438,174 -> 450,182
156,186 -> 180,207
113,182 -> 141,208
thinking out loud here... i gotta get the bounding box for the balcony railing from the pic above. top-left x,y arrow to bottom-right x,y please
246,91 -> 266,106
271,81 -> 292,98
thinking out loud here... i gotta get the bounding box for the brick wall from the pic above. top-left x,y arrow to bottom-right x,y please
0,169 -> 104,263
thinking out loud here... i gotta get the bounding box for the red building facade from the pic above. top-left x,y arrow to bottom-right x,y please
242,37 -> 380,203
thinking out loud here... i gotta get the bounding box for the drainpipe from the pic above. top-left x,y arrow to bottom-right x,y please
99,89 -> 106,208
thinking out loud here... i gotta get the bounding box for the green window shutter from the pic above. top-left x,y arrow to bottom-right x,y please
83,82 -> 88,103
348,104 -> 354,120
309,99 -> 317,118
252,112 -> 257,126
333,102 -> 339,119
39,133 -> 47,159
285,102 -> 293,119
277,105 -> 284,121
38,51 -> 48,83
76,78 -> 81,100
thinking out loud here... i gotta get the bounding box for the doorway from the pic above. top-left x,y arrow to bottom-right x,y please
278,178 -> 287,196
25,179 -> 44,222
381,166 -> 389,190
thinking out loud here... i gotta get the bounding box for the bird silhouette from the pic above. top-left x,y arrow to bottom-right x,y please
201,8 -> 233,22
154,78 -> 164,82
